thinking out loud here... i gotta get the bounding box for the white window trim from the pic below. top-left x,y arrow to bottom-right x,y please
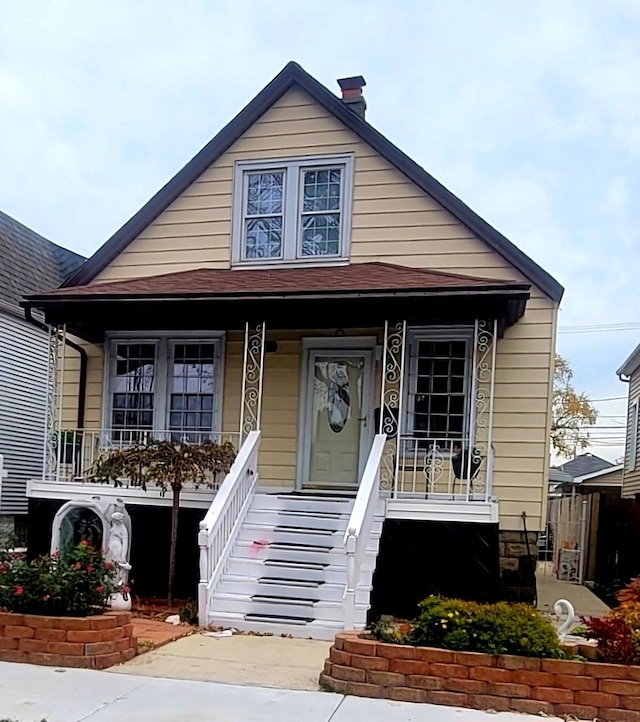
102,332 -> 225,436
231,153 -> 354,267
403,326 -> 474,440
626,397 -> 639,472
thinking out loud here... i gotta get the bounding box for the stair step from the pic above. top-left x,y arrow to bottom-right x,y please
259,577 -> 320,588
252,494 -> 354,514
246,510 -> 346,531
265,559 -> 327,571
239,526 -> 341,548
251,595 -> 318,606
245,614 -> 313,625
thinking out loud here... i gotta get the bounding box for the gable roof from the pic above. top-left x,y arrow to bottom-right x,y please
62,62 -> 564,302
0,209 -> 85,310
553,453 -> 614,479
31,262 -> 528,300
617,342 -> 640,377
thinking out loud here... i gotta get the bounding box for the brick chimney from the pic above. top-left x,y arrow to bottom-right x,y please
337,75 -> 367,118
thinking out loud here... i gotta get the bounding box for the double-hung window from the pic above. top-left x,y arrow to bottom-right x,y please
106,337 -> 222,443
233,155 -> 353,265
405,330 -> 473,442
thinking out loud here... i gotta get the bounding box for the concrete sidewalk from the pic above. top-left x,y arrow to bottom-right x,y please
0,660 -> 570,722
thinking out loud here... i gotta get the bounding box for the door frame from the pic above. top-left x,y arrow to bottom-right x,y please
296,336 -> 377,491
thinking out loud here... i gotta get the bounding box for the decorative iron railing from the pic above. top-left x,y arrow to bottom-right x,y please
394,436 -> 494,502
44,428 -> 241,485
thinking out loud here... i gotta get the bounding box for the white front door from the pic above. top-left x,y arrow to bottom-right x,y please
300,349 -> 373,489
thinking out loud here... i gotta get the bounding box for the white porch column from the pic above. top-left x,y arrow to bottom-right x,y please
379,321 -> 406,495
469,319 -> 498,501
239,322 -> 266,444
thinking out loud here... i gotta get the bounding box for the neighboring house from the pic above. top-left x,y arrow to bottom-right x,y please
0,210 -> 84,539
618,343 -> 640,497
545,459 -> 624,584
22,63 -> 563,638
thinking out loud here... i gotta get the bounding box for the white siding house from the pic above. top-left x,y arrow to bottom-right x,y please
0,210 -> 84,536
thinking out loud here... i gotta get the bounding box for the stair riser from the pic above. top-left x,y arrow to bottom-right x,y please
253,494 -> 354,514
228,559 -> 337,583
210,598 -> 368,624
228,558 -> 375,587
232,542 -> 379,568
238,528 -> 342,548
206,613 -> 348,640
217,580 -> 369,604
246,510 -> 347,531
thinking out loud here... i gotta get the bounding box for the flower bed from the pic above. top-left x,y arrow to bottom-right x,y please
320,631 -> 640,721
0,610 -> 136,669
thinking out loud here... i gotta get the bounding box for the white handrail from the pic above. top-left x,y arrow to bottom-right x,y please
197,430 -> 261,626
343,433 -> 386,630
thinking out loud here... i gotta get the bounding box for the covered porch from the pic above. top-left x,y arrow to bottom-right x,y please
24,262 -> 530,523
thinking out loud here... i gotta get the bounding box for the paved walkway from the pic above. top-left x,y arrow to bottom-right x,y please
536,566 -> 610,618
0,661 -> 569,721
111,633 -> 331,690
131,618 -> 194,650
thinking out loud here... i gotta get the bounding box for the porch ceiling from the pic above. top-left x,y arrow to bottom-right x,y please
23,262 -> 530,341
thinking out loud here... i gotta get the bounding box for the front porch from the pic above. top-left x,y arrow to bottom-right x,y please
32,318 -> 503,524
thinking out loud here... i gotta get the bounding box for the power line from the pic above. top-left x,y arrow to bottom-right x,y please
559,322 -> 640,334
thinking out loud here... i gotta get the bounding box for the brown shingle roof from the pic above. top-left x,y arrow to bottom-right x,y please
28,262 -> 526,300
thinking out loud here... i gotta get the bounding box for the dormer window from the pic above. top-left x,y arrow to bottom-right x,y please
232,154 -> 353,265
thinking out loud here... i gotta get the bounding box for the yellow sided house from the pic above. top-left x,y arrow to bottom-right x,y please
23,63 -> 563,638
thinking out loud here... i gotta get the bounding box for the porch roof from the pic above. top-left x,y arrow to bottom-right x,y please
23,262 -> 530,340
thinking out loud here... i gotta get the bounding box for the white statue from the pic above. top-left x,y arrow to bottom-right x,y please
106,503 -> 133,612
554,598 -> 580,642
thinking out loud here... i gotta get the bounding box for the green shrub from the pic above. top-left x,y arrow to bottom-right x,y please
374,596 -> 562,659
0,541 -> 120,617
179,599 -> 198,625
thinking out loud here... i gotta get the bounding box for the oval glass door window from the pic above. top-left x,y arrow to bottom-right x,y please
326,361 -> 350,432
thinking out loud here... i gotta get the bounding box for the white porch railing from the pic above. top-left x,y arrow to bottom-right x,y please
343,433 -> 386,630
197,430 -> 261,627
394,436 -> 494,502
44,429 -> 241,485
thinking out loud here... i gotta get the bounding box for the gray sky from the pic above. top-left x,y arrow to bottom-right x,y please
1,1 -> 639,461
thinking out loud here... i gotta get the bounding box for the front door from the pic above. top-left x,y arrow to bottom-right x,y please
300,349 -> 373,489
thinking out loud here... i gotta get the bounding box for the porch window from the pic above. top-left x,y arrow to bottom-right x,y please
106,337 -> 222,441
233,155 -> 353,265
110,343 -> 156,440
405,332 -> 472,440
168,342 -> 216,442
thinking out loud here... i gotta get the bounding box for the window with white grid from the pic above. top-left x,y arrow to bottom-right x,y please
106,336 -> 222,440
233,155 -> 353,265
405,332 -> 472,439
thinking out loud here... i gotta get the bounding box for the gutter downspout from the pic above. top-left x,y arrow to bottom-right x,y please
24,307 -> 87,429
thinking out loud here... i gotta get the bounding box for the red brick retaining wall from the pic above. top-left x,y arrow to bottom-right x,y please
0,611 -> 137,669
320,631 -> 640,722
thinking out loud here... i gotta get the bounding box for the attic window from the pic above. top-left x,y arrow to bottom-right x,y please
232,155 -> 353,265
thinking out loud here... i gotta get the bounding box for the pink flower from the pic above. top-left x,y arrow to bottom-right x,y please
52,550 -> 60,558
73,562 -> 82,570
123,585 -> 130,594
42,594 -> 50,601
15,586 -> 24,596
105,562 -> 113,570
80,540 -> 90,547
86,565 -> 94,573
0,563 -> 8,573
96,585 -> 105,593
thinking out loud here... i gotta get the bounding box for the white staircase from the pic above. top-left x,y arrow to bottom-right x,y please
206,491 -> 385,640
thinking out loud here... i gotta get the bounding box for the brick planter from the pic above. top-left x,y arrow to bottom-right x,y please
320,631 -> 640,722
0,610 -> 137,669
